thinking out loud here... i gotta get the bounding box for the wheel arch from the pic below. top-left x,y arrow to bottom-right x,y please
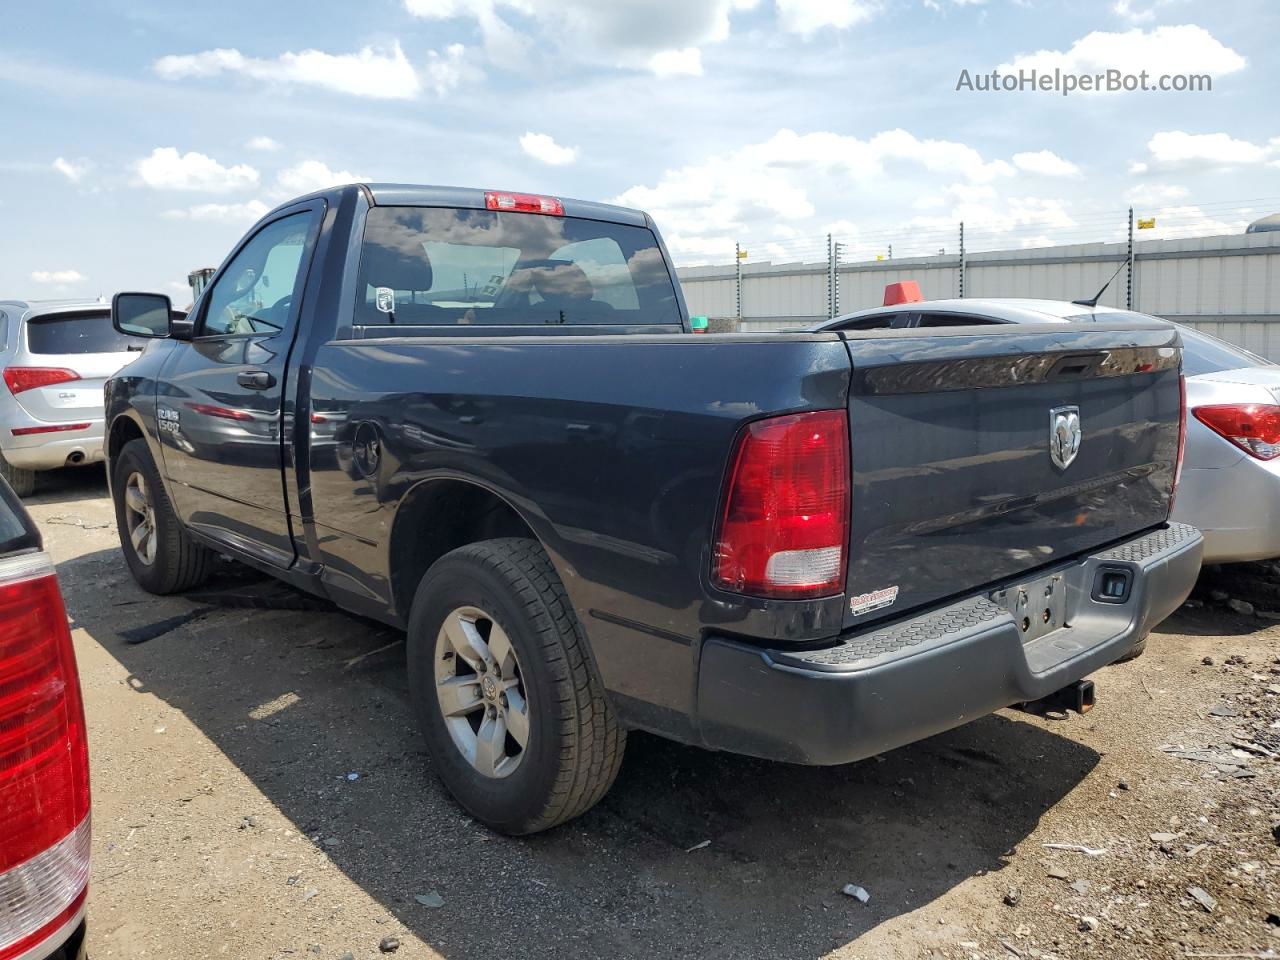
105,413 -> 147,493
387,476 -> 551,624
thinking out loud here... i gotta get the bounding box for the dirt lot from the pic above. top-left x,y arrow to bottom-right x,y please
25,468 -> 1280,960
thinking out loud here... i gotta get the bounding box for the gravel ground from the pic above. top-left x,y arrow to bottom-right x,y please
24,467 -> 1280,960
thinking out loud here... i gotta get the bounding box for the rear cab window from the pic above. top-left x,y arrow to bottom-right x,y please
352,207 -> 682,329
26,311 -> 148,354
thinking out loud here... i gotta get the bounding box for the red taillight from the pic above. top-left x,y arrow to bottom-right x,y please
484,191 -> 564,216
712,410 -> 850,599
1193,402 -> 1280,461
0,552 -> 90,959
11,423 -> 90,437
3,368 -> 80,396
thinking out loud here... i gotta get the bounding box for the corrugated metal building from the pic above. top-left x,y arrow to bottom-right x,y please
677,230 -> 1280,358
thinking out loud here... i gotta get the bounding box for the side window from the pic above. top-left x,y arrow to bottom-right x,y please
834,313 -> 899,331
914,312 -> 1000,327
200,212 -> 315,337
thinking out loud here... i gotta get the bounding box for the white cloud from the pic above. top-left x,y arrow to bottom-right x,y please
895,195 -> 1083,258
136,147 -> 259,193
424,44 -> 471,96
155,42 -> 422,100
1130,131 -> 1280,174
162,200 -> 270,223
613,127 -> 1022,259
1112,0 -> 1189,23
1000,25 -> 1246,90
1136,205 -> 1253,239
1012,150 -> 1081,177
276,160 -> 367,197
404,0 -> 876,72
775,0 -> 880,35
31,269 -> 85,284
519,132 -> 578,166
52,157 -> 91,183
648,47 -> 703,76
245,136 -> 281,152
1124,182 -> 1189,205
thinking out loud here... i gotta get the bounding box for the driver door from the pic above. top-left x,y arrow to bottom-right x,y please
159,204 -> 322,568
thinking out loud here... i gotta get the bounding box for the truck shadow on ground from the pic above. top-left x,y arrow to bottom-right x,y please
62,549 -> 1102,960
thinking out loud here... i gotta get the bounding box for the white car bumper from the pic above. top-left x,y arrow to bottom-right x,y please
1173,456 -> 1280,564
1,420 -> 105,470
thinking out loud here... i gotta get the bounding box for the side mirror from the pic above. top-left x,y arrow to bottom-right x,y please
112,292 -> 175,339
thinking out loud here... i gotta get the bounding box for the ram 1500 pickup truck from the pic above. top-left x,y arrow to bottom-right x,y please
106,184 -> 1202,834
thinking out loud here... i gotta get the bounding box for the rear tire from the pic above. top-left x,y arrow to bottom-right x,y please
112,439 -> 213,594
407,538 -> 625,834
0,453 -> 36,497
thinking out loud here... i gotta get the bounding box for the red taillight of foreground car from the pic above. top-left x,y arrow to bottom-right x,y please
2,368 -> 80,396
1193,402 -> 1280,461
712,410 -> 850,599
0,552 -> 90,960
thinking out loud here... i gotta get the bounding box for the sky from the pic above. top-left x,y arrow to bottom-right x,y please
2,0 -> 1278,299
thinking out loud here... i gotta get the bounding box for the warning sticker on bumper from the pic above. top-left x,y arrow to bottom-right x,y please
849,586 -> 899,617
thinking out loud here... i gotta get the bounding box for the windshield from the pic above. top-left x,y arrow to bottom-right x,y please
354,207 -> 682,327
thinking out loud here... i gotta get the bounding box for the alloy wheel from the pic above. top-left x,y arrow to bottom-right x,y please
123,471 -> 157,566
433,605 -> 530,778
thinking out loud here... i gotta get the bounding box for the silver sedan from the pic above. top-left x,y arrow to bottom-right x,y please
0,299 -> 149,495
816,298 -> 1279,565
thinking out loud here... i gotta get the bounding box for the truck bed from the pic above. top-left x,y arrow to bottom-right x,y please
303,321 -> 1182,739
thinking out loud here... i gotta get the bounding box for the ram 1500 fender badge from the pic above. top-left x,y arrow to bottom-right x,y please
1050,405 -> 1082,469
849,585 -> 898,616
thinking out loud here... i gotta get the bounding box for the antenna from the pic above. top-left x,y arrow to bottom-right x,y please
1072,258 -> 1129,309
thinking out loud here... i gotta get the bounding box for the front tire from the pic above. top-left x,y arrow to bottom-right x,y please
112,438 -> 213,594
0,453 -> 35,497
407,538 -> 625,834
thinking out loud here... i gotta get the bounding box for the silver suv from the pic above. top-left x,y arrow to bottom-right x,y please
0,299 -> 148,495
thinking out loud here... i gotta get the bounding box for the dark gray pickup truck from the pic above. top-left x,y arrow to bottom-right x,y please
105,184 -> 1202,834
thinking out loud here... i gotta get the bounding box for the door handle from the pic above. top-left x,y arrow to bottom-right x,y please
237,370 -> 276,390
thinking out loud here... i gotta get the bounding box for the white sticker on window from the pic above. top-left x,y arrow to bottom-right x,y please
375,287 -> 396,313
849,585 -> 899,616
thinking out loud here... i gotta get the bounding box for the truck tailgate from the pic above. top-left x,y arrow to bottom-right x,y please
840,322 -> 1182,629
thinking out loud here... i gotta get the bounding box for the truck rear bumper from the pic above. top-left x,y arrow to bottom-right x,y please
695,522 -> 1202,765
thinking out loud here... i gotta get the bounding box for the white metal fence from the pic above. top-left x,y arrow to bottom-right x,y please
676,207 -> 1280,359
